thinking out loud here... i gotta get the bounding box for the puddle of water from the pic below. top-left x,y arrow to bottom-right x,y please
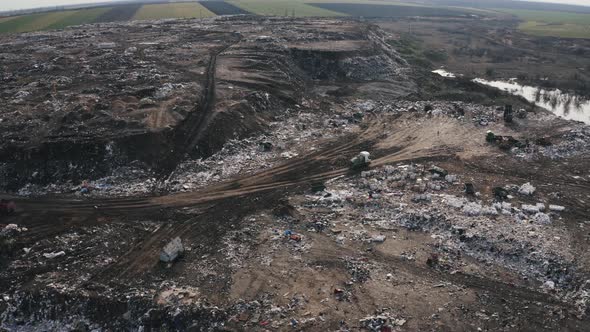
432,69 -> 590,124
431,69 -> 457,78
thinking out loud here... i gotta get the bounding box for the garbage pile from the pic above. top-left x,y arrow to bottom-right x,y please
300,162 -> 577,293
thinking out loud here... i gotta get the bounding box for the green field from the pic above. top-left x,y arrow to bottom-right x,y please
133,2 -> 215,20
0,7 -> 111,33
519,21 -> 590,38
502,9 -> 590,38
230,0 -> 345,17
46,7 -> 111,30
0,2 -> 217,34
509,9 -> 590,25
0,16 -> 17,23
2,0 -> 590,38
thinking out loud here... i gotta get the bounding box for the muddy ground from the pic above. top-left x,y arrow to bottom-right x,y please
1,16 -> 590,331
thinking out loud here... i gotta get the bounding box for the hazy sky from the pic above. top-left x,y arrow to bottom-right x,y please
1,0 -> 589,11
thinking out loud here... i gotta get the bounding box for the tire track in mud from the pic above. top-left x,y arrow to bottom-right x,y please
5,118 -> 466,220
156,35 -> 241,181
309,244 -> 574,311
66,144 -> 467,279
371,250 -> 573,309
0,117 -> 488,272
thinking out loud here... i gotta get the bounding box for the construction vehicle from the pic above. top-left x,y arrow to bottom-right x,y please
0,199 -> 16,215
350,151 -> 371,170
486,130 -> 525,150
503,104 -> 513,123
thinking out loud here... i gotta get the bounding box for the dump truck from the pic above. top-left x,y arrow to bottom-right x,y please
350,151 -> 371,170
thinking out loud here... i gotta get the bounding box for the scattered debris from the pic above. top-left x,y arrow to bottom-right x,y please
549,205 -> 565,212
160,237 -> 184,263
43,251 -> 66,259
519,182 -> 537,196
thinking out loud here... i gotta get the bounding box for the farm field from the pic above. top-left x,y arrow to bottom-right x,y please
0,0 -> 589,37
229,0 -> 344,17
0,8 -> 110,33
508,9 -> 590,25
93,4 -> 142,22
519,21 -> 590,38
504,9 -> 590,38
0,16 -> 16,23
199,1 -> 250,15
46,7 -> 111,30
308,2 -> 469,17
133,2 -> 215,20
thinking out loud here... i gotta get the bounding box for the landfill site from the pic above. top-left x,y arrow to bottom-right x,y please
1,15 -> 590,332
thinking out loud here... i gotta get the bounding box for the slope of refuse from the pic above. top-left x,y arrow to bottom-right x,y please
0,16 -> 411,194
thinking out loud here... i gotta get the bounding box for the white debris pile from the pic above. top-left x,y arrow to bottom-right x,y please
509,125 -> 590,160
359,312 -> 406,331
1,224 -> 27,235
532,212 -> 552,225
43,251 -> 66,259
154,82 -> 186,100
462,202 -> 482,216
160,237 -> 184,263
306,163 -> 576,290
367,100 -> 485,118
539,126 -> 590,159
518,182 -> 536,196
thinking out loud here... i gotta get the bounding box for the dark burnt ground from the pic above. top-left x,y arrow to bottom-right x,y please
93,4 -> 142,22
199,1 -> 251,15
308,3 -> 468,17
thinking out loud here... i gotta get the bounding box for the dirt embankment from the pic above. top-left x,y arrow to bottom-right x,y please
0,17 -> 409,193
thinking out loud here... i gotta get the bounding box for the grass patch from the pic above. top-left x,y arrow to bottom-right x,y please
519,21 -> 590,39
507,9 -> 590,25
308,3 -> 469,18
199,1 -> 250,15
0,16 -> 18,24
230,0 -> 346,17
499,9 -> 590,38
0,7 -> 114,33
0,11 -> 74,33
134,3 -> 215,20
46,7 -> 112,30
